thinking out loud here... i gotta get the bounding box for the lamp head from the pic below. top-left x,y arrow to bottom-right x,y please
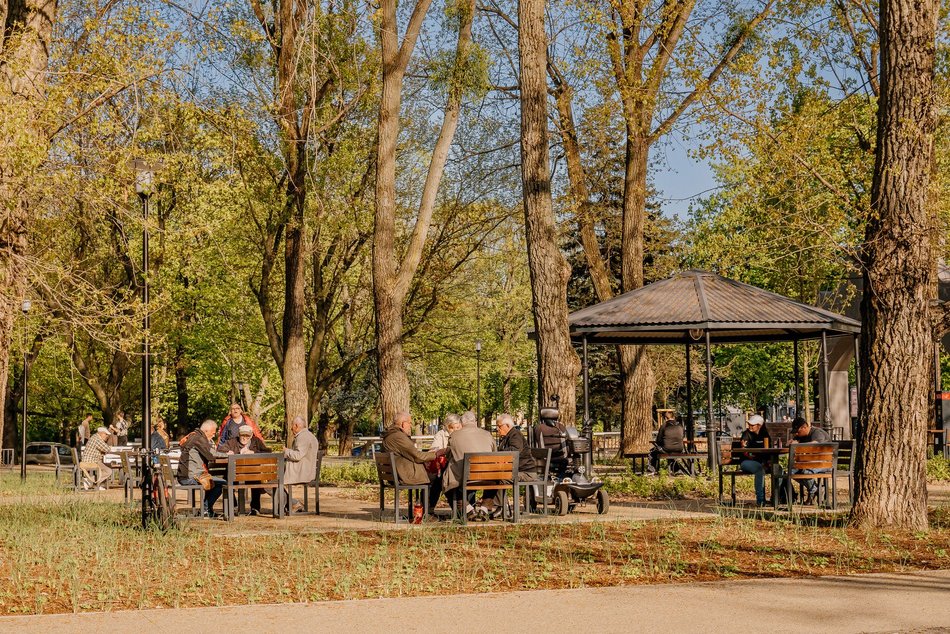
20,300 -> 31,314
131,158 -> 161,197
475,339 -> 482,352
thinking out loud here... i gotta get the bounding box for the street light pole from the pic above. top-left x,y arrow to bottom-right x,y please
133,159 -> 156,529
475,340 -> 482,427
20,299 -> 30,482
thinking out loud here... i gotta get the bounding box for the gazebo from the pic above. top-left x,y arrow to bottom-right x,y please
568,270 -> 862,468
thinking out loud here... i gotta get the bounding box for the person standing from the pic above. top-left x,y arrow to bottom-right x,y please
282,416 -> 319,513
110,411 -> 129,446
217,403 -> 265,450
77,415 -> 93,447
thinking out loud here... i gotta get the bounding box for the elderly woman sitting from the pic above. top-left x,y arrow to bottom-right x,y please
429,413 -> 462,451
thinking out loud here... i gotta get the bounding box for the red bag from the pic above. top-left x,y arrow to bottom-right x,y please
425,454 -> 448,475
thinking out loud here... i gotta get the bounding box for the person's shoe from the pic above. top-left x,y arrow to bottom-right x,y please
489,506 -> 504,520
803,492 -> 815,506
291,502 -> 304,513
97,486 -> 106,491
248,508 -> 260,517
81,482 -> 90,491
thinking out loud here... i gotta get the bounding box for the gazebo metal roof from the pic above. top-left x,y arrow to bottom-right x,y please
568,269 -> 861,344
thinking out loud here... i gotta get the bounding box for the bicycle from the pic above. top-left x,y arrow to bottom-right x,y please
142,450 -> 176,530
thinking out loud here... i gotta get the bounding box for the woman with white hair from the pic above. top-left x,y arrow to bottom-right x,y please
429,413 -> 462,451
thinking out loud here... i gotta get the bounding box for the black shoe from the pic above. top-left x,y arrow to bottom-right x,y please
803,492 -> 815,506
249,508 -> 260,516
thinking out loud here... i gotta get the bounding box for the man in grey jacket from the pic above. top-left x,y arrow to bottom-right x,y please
283,416 -> 319,513
443,411 -> 495,517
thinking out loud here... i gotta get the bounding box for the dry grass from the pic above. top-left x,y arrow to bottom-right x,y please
0,495 -> 949,616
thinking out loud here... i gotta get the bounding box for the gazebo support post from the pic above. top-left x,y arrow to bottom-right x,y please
793,339 -> 801,419
582,336 -> 592,473
685,343 -> 693,443
705,331 -> 715,471
821,330 -> 830,427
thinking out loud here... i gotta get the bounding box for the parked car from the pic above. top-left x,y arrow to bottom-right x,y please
24,442 -> 74,466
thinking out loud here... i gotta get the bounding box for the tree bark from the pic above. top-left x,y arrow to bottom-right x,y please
372,0 -> 473,425
851,0 -> 938,530
0,0 -> 57,450
518,0 -> 578,424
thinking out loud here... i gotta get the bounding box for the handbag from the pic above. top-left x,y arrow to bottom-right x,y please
197,471 -> 213,491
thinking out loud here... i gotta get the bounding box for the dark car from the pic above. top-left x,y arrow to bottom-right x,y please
24,442 -> 74,466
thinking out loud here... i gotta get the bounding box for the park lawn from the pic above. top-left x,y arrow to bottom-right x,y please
0,497 -> 948,616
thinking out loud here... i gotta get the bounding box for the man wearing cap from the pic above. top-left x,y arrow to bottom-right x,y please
223,424 -> 270,515
739,415 -> 772,506
789,416 -> 832,505
80,426 -> 113,490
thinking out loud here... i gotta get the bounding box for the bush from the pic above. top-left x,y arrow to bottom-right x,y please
321,461 -> 378,485
928,455 -> 950,482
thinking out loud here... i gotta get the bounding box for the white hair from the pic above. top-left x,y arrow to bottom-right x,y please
200,419 -> 217,432
461,411 -> 477,427
444,413 -> 462,431
497,413 -> 514,428
291,416 -> 307,431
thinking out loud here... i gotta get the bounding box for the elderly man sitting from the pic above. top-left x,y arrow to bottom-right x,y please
223,424 -> 270,515
177,420 -> 229,517
480,413 -> 536,518
80,426 -> 113,490
382,411 -> 447,514
283,416 -> 319,513
443,410 -> 495,520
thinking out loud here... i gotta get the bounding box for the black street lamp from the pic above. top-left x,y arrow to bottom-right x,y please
133,159 -> 157,528
19,299 -> 30,482
475,339 -> 482,427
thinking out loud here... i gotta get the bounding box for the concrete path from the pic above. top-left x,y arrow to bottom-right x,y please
2,570 -> 948,633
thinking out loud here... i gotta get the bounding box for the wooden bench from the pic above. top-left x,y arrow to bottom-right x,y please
625,453 -> 650,475
375,452 -> 429,523
454,452 -> 519,526
774,443 -> 838,511
223,454 -> 284,521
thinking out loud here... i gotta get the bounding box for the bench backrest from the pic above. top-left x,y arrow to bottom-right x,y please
788,443 -> 838,471
158,454 -> 175,482
718,441 -> 738,466
834,439 -> 854,471
313,450 -> 326,483
529,447 -> 552,482
120,451 -> 133,476
462,451 -> 518,485
226,453 -> 283,486
375,452 -> 397,486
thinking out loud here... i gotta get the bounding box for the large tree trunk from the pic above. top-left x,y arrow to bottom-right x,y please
518,0 -> 578,425
282,182 -> 309,438
851,0 -> 938,531
372,0 -> 472,425
0,0 -> 58,449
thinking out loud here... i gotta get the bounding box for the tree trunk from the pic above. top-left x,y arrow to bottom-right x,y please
0,0 -> 58,449
618,134 -> 656,454
282,184 -> 309,439
174,340 -> 188,435
851,0 -> 938,530
518,0 -> 578,425
372,0 -> 472,425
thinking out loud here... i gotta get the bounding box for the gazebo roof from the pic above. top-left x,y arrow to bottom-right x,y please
568,270 -> 861,344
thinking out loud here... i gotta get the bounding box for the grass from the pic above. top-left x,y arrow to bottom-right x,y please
0,492 -> 949,616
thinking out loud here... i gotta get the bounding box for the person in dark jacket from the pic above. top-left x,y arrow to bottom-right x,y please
481,414 -> 536,518
177,420 -> 228,517
381,411 -> 446,511
738,414 -> 772,505
222,424 -> 270,515
650,411 -> 685,473
150,416 -> 170,451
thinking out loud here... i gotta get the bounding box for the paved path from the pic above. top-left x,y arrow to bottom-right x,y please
2,570 -> 948,633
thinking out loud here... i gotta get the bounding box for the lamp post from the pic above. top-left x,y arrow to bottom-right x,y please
133,159 -> 157,529
19,299 -> 30,482
475,339 -> 482,427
